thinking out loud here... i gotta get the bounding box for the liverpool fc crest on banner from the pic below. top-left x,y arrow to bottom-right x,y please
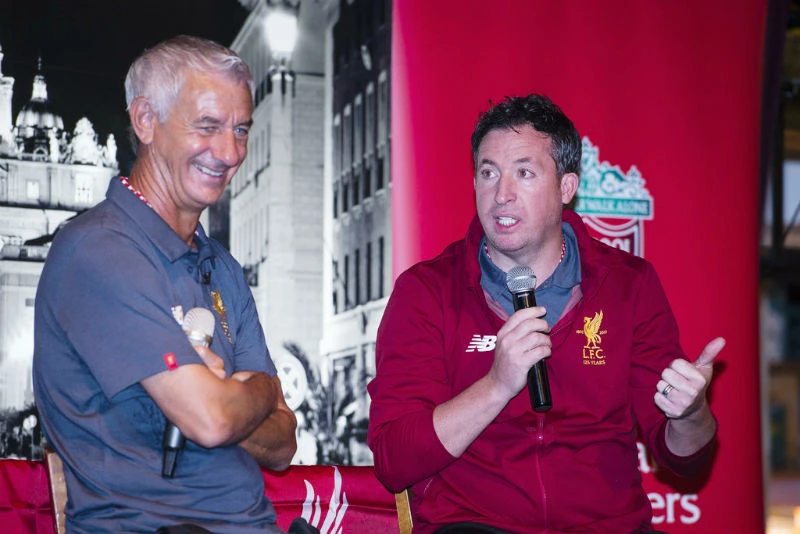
576,138 -> 653,257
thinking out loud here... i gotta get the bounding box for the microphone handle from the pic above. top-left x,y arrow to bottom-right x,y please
528,362 -> 552,412
163,422 -> 185,449
511,290 -> 552,412
161,310 -> 214,478
162,422 -> 185,478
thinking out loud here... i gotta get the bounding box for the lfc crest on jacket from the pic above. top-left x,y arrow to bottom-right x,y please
578,310 -> 607,365
575,138 -> 653,257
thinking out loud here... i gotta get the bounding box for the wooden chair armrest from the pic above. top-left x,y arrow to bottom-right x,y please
395,488 -> 412,534
44,447 -> 67,534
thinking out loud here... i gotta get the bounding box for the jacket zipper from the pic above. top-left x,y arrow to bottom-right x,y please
535,412 -> 548,531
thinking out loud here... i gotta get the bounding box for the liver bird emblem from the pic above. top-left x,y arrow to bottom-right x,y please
583,311 -> 603,348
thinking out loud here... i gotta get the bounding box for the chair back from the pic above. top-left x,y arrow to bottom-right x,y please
45,448 -> 67,534
395,489 -> 413,534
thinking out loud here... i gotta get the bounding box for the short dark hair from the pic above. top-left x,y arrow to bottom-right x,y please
471,94 -> 581,177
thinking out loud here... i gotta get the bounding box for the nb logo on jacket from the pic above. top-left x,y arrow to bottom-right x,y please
466,334 -> 497,352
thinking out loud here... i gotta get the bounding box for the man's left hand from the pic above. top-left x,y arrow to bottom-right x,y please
655,337 -> 725,420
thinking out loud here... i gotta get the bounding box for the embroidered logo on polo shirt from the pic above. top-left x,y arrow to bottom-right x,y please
210,289 -> 233,344
577,311 -> 607,365
466,335 -> 497,353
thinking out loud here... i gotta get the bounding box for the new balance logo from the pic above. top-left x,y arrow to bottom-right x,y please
466,335 -> 497,352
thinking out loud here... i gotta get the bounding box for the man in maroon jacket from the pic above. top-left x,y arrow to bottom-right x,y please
367,94 -> 723,534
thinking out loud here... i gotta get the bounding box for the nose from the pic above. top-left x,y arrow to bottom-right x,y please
494,174 -> 516,205
212,129 -> 244,167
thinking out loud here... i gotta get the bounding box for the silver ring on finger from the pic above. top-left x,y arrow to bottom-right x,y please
661,383 -> 675,397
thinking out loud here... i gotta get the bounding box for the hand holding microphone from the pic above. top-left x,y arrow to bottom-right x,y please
506,266 -> 552,412
162,307 -> 215,478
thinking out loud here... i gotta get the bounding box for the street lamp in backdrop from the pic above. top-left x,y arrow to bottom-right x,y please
265,0 -> 300,100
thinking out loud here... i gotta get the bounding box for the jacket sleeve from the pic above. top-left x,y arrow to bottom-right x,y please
366,268 -> 457,492
629,263 -> 717,477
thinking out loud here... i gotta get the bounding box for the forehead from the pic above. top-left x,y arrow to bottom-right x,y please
477,125 -> 553,162
176,71 -> 253,114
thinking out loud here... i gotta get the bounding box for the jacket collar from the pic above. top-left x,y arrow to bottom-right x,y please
463,209 -> 609,299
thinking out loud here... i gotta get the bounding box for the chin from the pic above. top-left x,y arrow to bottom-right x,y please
488,233 -> 522,249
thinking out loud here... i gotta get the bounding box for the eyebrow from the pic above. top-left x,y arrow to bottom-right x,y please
193,116 -> 254,129
194,116 -> 224,125
478,157 -> 533,166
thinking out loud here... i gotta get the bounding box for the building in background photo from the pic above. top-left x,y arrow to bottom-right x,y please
230,0 -> 327,465
318,0 -> 391,467
0,0 -> 391,467
230,0 -> 391,466
0,43 -> 117,459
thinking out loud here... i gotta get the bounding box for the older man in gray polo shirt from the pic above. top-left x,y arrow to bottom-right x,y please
33,36 -> 303,534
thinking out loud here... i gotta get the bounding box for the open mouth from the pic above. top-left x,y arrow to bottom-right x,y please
497,216 -> 518,227
194,163 -> 225,178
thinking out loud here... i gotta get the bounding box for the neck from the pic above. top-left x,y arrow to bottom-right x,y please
128,162 -> 200,246
486,231 -> 565,280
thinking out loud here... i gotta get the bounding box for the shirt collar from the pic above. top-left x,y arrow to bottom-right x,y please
538,223 -> 581,290
105,177 -> 213,266
478,222 -> 582,303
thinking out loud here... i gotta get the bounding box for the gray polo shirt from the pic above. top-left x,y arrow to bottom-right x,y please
33,178 -> 281,534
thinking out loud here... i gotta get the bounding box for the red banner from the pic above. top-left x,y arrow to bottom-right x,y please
392,1 -> 766,532
263,465 -> 399,533
0,460 -> 400,534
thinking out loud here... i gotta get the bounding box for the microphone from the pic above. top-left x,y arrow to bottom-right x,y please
162,307 -> 215,478
506,266 -> 552,413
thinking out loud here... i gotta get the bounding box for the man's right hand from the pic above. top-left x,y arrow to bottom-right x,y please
432,305 -> 552,457
192,345 -> 227,379
488,306 -> 552,401
192,346 -> 259,385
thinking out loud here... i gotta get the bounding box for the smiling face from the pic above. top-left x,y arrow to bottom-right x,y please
474,125 -> 578,273
147,69 -> 253,216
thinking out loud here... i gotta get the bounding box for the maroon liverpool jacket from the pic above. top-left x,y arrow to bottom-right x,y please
367,210 -> 716,534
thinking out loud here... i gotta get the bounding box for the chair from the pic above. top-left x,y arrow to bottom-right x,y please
44,448 -> 67,534
395,489 -> 412,534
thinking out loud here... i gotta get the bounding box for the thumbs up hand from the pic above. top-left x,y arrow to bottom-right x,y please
655,337 -> 725,420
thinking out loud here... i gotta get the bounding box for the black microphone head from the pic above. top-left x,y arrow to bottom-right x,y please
183,307 -> 214,347
506,265 -> 537,294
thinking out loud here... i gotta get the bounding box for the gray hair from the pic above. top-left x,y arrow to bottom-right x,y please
124,35 -> 255,122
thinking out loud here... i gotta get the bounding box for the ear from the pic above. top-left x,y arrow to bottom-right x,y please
128,97 -> 156,146
560,172 -> 579,205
